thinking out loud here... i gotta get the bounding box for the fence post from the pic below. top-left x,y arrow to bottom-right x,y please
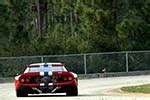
41,56 -> 44,63
84,54 -> 87,75
125,52 -> 129,72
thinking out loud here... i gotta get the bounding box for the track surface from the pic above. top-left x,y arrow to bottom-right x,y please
1,75 -> 150,100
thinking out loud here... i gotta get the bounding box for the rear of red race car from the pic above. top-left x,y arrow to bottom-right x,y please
15,63 -> 78,97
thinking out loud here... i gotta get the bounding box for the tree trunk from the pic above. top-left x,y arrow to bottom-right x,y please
34,0 -> 48,39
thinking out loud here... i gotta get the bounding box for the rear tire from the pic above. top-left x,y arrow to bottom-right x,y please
16,88 -> 28,97
66,86 -> 78,96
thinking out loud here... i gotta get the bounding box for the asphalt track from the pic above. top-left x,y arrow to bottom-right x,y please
1,75 -> 150,100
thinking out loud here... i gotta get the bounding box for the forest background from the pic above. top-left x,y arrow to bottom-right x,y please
0,0 -> 149,56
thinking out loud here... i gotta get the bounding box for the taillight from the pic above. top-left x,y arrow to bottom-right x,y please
68,77 -> 73,81
26,78 -> 30,83
20,78 -> 25,83
63,76 -> 68,81
20,77 -> 30,83
63,76 -> 73,81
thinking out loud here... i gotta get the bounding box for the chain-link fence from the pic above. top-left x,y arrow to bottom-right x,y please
0,50 -> 150,77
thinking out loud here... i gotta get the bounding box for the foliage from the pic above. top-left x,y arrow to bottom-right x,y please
121,84 -> 150,93
0,0 -> 149,56
0,0 -> 149,77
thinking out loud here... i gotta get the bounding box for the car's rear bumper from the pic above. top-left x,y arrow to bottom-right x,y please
22,80 -> 76,86
15,79 -> 77,91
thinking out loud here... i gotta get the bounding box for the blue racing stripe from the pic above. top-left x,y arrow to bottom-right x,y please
44,83 -> 49,87
44,72 -> 48,76
44,64 -> 48,67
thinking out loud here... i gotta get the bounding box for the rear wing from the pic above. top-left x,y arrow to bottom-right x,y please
24,63 -> 67,73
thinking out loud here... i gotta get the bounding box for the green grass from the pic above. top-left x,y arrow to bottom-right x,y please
121,84 -> 150,94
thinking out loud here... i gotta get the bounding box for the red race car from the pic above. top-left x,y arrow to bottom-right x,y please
15,63 -> 78,97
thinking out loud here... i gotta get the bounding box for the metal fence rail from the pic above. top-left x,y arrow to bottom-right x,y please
0,50 -> 150,77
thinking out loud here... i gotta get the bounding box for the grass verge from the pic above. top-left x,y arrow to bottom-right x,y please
121,84 -> 150,94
